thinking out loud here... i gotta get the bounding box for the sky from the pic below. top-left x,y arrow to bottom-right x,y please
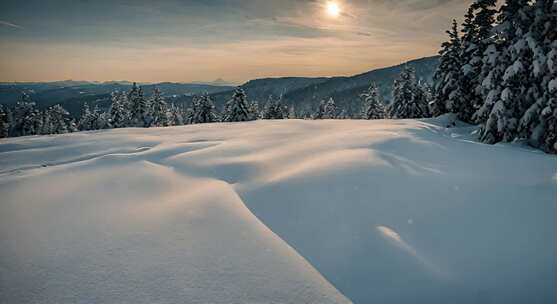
0,0 -> 474,84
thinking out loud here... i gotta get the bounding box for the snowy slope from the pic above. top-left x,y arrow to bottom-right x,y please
1,118 -> 557,304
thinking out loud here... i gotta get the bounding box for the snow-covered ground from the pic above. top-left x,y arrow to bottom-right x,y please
1,117 -> 556,304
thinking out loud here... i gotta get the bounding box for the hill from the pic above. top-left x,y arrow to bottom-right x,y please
1,117 -> 556,303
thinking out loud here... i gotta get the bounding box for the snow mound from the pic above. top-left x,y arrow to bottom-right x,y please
1,118 -> 557,304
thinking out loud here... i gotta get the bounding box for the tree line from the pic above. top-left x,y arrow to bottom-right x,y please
0,71 -> 432,139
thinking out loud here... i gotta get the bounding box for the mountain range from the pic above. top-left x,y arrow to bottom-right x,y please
0,56 -> 439,117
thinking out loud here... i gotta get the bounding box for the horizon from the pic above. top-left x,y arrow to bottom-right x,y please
0,54 -> 439,86
0,0 -> 472,83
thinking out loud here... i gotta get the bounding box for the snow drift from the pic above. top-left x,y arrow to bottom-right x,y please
1,117 -> 556,304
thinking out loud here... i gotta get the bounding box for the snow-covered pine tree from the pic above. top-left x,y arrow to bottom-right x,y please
479,0 -> 534,143
151,88 -> 169,127
168,103 -> 184,126
190,93 -> 219,124
249,101 -> 259,120
261,95 -> 286,119
455,0 -> 498,122
361,83 -> 386,119
95,106 -> 111,130
518,0 -> 557,152
0,104 -> 8,138
474,40 -> 506,124
11,93 -> 40,137
416,81 -> 433,118
323,97 -> 337,119
129,84 -> 151,127
222,88 -> 254,122
110,91 -> 130,128
39,109 -> 52,135
46,105 -> 70,134
388,66 -> 430,119
431,19 -> 462,117
78,103 -> 94,131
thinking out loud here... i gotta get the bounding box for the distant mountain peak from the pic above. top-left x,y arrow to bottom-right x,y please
192,78 -> 236,86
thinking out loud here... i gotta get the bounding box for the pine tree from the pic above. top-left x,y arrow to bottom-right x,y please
190,93 -> 219,124
416,81 -> 433,118
78,103 -> 94,131
431,20 -> 462,117
40,110 -> 52,135
479,0 -> 534,143
12,93 -> 40,137
249,101 -> 260,120
323,97 -> 338,119
151,88 -> 169,127
455,1 -> 498,122
129,83 -> 151,127
168,103 -> 184,126
95,106 -> 111,130
0,104 -> 8,138
46,105 -> 70,134
261,95 -> 286,119
518,0 -> 557,152
110,91 -> 130,128
388,66 -> 430,119
222,88 -> 254,122
361,83 -> 386,119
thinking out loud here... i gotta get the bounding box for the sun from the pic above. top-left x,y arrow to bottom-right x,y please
326,1 -> 341,18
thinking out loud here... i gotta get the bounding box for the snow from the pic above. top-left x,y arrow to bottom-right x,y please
549,78 -> 557,93
1,118 -> 557,304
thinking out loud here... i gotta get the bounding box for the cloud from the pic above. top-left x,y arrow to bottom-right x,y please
0,20 -> 22,29
370,0 -> 460,10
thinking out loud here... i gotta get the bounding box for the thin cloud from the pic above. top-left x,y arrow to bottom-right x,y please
0,20 -> 22,29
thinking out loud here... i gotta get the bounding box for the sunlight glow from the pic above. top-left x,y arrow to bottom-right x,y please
326,1 -> 341,18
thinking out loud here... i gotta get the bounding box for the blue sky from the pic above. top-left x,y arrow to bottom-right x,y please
0,0 -> 473,83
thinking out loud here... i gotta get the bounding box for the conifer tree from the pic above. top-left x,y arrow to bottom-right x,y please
12,93 -> 40,136
46,105 -> 70,134
78,103 -> 94,131
249,101 -> 260,120
0,104 -> 8,138
169,103 -> 185,126
518,0 -> 557,152
323,97 -> 337,119
261,95 -> 286,119
389,66 -> 430,119
479,0 -> 534,143
129,83 -> 151,127
455,0 -> 498,122
361,83 -> 386,119
110,91 -> 130,128
151,88 -> 169,127
222,88 -> 254,122
190,93 -> 219,124
431,20 -> 462,117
